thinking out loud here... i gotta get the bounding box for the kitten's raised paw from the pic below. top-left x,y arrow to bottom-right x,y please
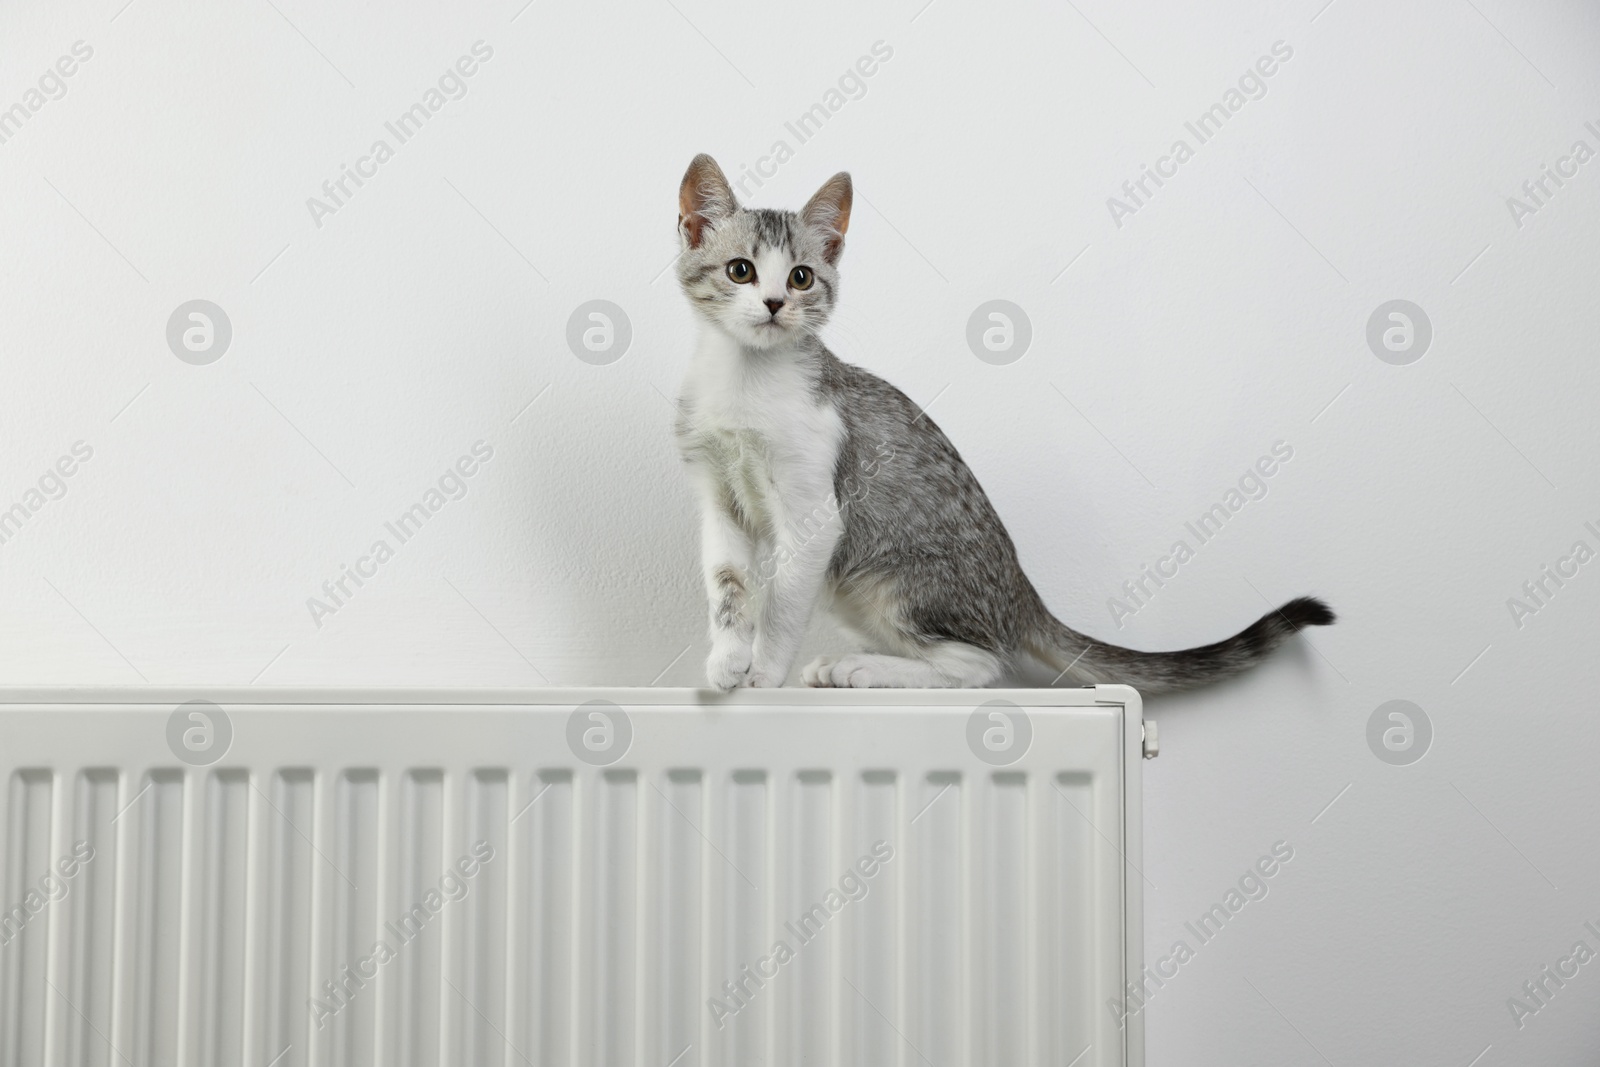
706,640 -> 753,691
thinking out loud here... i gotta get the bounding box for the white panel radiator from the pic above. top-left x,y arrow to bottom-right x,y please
0,686 -> 1149,1067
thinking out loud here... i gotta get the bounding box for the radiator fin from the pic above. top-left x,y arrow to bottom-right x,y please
0,769 -> 52,1067
61,769 -> 119,1067
312,769 -> 379,1066
586,769 -> 638,1066
711,769 -> 767,1067
648,769 -> 703,1067
458,769 -> 508,1066
912,770 -> 964,1067
783,770 -> 833,1067
196,769 -> 249,1066
980,772 -> 1031,1067
1051,772 -> 1100,1066
131,770 -> 184,1066
517,768 -> 574,1067
257,769 -> 314,1067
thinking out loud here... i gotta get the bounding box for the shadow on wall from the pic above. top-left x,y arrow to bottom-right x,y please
514,376 -> 705,685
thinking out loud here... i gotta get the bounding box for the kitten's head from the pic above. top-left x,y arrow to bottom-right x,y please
676,154 -> 851,350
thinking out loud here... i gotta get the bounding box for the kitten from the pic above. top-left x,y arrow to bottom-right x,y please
672,154 -> 1333,690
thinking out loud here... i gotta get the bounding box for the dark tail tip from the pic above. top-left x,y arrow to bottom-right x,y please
1279,596 -> 1335,629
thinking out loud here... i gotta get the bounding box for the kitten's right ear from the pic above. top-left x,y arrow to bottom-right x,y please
802,171 -> 852,265
679,154 -> 737,249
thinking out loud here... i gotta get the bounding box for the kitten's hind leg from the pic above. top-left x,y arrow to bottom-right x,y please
802,641 -> 1001,689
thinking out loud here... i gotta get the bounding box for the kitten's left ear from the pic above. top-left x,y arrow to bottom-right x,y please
802,172 -> 852,265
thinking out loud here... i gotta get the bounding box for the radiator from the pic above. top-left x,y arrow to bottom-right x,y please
0,685 -> 1149,1067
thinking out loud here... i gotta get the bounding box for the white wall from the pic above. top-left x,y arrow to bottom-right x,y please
4,0 -> 1600,1061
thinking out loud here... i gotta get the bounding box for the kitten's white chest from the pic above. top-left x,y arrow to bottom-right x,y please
679,332 -> 844,538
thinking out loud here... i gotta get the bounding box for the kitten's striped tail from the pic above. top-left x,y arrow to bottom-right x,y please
1028,596 -> 1335,694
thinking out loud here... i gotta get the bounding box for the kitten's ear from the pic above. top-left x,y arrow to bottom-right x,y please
679,154 -> 737,249
802,172 -> 852,264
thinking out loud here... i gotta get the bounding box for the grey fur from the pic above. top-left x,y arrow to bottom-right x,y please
815,346 -> 1333,692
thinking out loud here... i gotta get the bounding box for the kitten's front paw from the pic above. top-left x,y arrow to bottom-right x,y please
706,638 -> 753,691
742,666 -> 786,688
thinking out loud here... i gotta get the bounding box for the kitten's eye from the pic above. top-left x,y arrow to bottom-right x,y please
789,266 -> 814,291
726,259 -> 755,284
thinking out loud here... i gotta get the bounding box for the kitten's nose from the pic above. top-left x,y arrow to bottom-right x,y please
764,298 -> 785,316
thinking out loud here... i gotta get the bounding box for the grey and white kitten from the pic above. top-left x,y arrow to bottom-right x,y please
673,154 -> 1333,690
